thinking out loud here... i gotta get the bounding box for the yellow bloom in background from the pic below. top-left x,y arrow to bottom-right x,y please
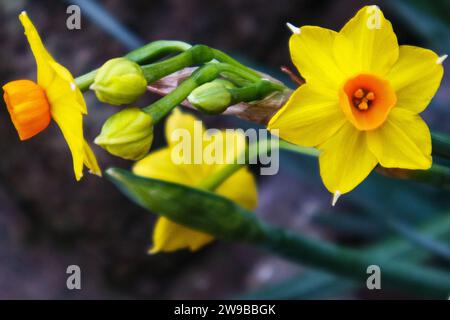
268,5 -> 445,200
2,12 -> 100,180
133,109 -> 258,253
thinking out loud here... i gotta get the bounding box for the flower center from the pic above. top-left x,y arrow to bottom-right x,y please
352,88 -> 375,111
339,74 -> 397,131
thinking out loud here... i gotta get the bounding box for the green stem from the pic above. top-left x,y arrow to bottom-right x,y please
253,220 -> 450,298
402,164 -> 450,191
213,63 -> 265,83
141,45 -> 214,83
241,213 -> 450,300
75,40 -> 191,91
432,132 -> 450,159
143,64 -> 220,123
142,63 -> 278,124
228,80 -> 283,103
211,48 -> 261,79
197,163 -> 244,190
197,139 -> 274,191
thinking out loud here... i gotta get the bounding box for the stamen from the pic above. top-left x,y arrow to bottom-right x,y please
352,88 -> 375,111
366,92 -> 375,100
358,101 -> 369,110
354,89 -> 365,99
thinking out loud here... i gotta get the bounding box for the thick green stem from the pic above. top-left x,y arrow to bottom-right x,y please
400,164 -> 450,191
432,132 -> 450,159
254,221 -> 450,298
241,213 -> 450,300
75,40 -> 191,91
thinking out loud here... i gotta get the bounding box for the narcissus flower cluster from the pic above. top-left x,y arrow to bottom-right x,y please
133,109 -> 258,253
2,12 -> 100,180
268,6 -> 445,202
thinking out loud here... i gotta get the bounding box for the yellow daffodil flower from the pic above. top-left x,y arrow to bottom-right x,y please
2,12 -> 101,180
268,6 -> 445,200
133,109 -> 258,253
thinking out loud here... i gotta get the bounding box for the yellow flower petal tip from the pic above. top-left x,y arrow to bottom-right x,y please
134,109 -> 257,253
269,5 -> 443,196
437,55 -> 448,65
0,12 -> 101,181
286,22 -> 301,34
332,191 -> 342,207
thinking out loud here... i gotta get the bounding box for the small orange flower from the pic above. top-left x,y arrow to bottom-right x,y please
3,79 -> 51,140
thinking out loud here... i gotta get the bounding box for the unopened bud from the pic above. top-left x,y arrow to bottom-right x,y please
187,80 -> 234,114
91,58 -> 147,105
95,108 -> 153,160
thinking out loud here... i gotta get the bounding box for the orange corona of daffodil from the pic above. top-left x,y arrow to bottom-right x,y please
133,109 -> 258,253
268,5 -> 445,200
2,12 -> 100,180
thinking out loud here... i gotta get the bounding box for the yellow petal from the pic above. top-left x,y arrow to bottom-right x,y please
334,6 -> 398,76
50,103 -> 84,180
45,61 -> 87,114
133,148 -> 200,185
150,217 -> 213,253
45,65 -> 95,181
216,167 -> 258,211
18,12 -> 54,87
367,108 -> 432,170
83,141 -> 102,177
268,84 -> 346,147
205,129 -> 247,169
289,26 -> 346,91
388,45 -> 444,114
165,108 -> 204,147
319,123 -> 377,194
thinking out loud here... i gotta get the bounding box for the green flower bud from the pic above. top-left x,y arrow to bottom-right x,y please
91,58 -> 147,105
95,108 -> 153,160
187,80 -> 234,114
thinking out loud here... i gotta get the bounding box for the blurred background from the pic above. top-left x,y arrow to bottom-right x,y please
0,0 -> 450,299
